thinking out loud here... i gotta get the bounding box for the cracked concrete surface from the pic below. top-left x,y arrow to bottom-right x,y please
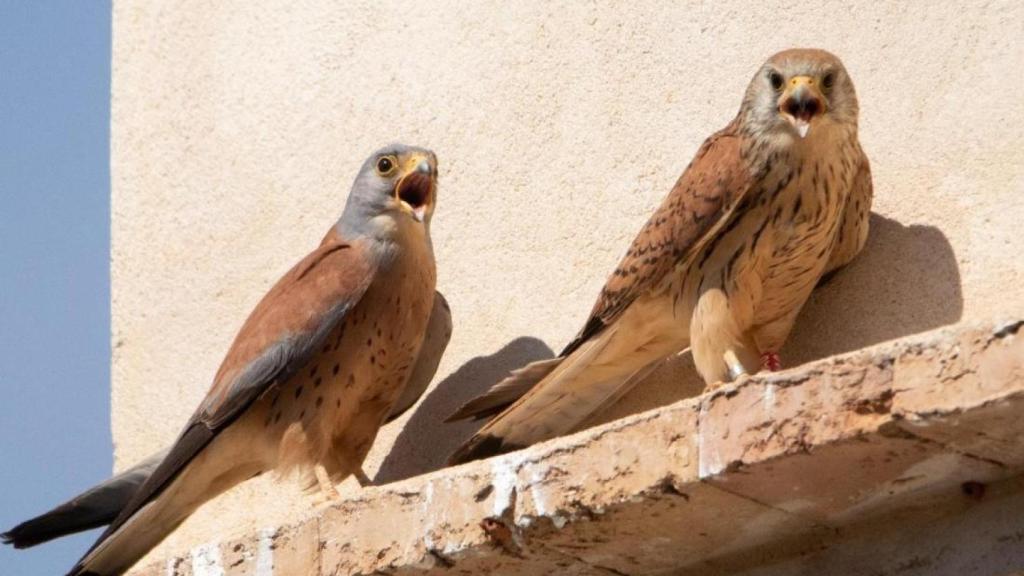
133,319 -> 1024,576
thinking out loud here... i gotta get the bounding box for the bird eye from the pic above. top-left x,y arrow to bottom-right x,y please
822,72 -> 836,89
376,156 -> 396,175
768,70 -> 784,91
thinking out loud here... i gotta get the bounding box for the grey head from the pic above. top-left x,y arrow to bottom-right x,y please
338,143 -> 438,240
739,48 -> 860,142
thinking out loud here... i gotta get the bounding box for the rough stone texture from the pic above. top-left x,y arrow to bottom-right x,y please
133,320 -> 1024,575
112,0 -> 1024,567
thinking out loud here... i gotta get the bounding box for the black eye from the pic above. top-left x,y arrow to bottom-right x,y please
768,70 -> 784,91
376,156 -> 394,174
822,72 -> 835,89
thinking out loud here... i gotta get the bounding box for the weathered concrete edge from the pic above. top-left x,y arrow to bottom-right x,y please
136,317 -> 1024,575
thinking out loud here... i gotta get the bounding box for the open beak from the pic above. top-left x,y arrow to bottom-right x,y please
779,76 -> 826,139
394,156 -> 435,222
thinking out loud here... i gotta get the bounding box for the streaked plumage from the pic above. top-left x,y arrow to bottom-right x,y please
450,49 -> 872,464
34,144 -> 440,576
1,291 -> 451,550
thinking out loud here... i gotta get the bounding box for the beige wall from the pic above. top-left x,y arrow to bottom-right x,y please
112,0 -> 1024,563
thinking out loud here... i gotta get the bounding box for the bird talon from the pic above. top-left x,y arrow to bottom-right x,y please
314,464 -> 342,503
761,351 -> 782,372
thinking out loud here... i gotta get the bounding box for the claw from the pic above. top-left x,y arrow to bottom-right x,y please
761,351 -> 782,372
314,464 -> 341,502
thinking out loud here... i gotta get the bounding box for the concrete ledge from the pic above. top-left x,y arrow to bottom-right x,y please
137,319 -> 1024,576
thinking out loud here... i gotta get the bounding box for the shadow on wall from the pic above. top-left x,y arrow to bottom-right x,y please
374,337 -> 554,483
783,213 -> 963,364
586,213 -> 964,428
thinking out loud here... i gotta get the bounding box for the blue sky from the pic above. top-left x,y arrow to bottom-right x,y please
0,2 -> 112,574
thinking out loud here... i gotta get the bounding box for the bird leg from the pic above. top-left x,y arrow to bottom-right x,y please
761,351 -> 782,372
314,464 -> 341,502
723,350 -> 749,381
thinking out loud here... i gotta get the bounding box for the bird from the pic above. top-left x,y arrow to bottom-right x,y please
449,48 -> 872,464
0,292 -> 451,551
43,143 -> 440,576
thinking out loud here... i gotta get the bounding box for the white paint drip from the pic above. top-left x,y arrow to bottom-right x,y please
490,456 -> 517,517
255,527 -> 277,576
422,480 -> 436,550
698,406 -> 723,479
190,542 -> 225,576
528,466 -> 549,517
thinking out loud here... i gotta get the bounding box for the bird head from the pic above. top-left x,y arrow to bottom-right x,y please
341,144 -> 438,239
741,49 -> 859,141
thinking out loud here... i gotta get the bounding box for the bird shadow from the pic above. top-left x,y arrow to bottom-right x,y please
374,336 -> 554,483
590,213 -> 964,426
783,213 -> 963,363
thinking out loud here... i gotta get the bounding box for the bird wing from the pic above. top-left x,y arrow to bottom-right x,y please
386,291 -> 453,422
83,228 -> 377,556
560,123 -> 753,356
450,123 -> 757,464
445,357 -> 562,422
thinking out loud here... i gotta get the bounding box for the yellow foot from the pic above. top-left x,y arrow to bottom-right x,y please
313,464 -> 341,506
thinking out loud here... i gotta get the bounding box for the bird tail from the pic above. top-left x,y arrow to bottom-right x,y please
68,439 -> 259,576
449,325 -> 675,464
1,450 -> 166,549
445,357 -> 562,422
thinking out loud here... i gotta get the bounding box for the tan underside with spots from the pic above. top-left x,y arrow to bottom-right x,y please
75,233 -> 438,574
249,241 -> 436,487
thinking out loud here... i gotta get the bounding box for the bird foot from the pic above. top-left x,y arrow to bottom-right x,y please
723,350 -> 749,381
706,372 -> 750,393
761,351 -> 782,372
313,464 -> 342,506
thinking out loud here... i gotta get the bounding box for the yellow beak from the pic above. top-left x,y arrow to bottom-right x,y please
779,76 -> 827,138
394,155 -> 435,222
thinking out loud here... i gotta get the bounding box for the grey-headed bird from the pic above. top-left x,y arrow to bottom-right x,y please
38,144 -> 440,576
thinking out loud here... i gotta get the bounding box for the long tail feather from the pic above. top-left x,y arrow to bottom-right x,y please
1,450 -> 165,549
446,357 -> 561,422
68,434 -> 260,576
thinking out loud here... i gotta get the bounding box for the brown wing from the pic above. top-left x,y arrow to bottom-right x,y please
90,228 -> 376,551
561,121 -> 753,356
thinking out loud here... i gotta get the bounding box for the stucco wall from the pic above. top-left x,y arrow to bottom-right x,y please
111,0 -> 1024,565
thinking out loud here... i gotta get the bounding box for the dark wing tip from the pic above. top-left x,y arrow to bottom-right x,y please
445,401 -> 510,423
2,520 -> 64,550
447,434 -> 525,466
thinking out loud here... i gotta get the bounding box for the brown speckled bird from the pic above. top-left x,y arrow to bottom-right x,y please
450,49 -> 872,464
60,144 -> 439,576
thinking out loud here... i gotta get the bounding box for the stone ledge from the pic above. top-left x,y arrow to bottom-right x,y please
136,318 -> 1024,576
